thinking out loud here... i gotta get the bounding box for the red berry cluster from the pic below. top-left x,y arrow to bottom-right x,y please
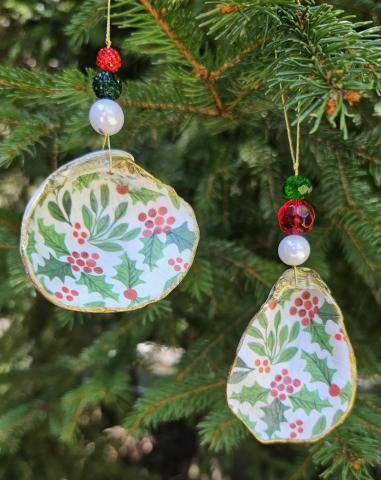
335,328 -> 345,341
168,257 -> 189,272
289,419 -> 304,438
138,207 -> 175,237
73,222 -> 88,245
270,369 -> 301,401
255,358 -> 271,374
123,288 -> 138,300
55,286 -> 79,302
67,251 -> 103,274
96,47 -> 122,73
289,291 -> 319,327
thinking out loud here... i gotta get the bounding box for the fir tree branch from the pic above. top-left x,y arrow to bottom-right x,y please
138,0 -> 226,115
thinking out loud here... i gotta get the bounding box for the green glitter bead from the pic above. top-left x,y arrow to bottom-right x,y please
92,71 -> 122,100
282,175 -> 313,200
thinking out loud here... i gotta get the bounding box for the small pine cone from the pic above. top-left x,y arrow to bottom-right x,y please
343,90 -> 362,106
326,98 -> 337,117
217,4 -> 241,14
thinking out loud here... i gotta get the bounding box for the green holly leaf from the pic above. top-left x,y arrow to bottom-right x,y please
301,351 -> 336,385
114,202 -> 128,221
26,231 -> 37,258
166,222 -> 196,252
62,191 -> 72,219
48,201 -> 67,223
332,409 -> 346,424
37,254 -> 75,282
230,383 -> 268,406
72,173 -> 99,192
163,274 -> 180,291
236,357 -> 250,369
77,272 -> 119,301
312,416 -> 327,436
38,219 -> 69,257
113,253 -> 144,289
305,321 -> 333,354
100,185 -> 109,209
139,234 -> 165,270
262,398 -> 288,438
228,369 -> 251,385
339,382 -> 353,404
289,386 -> 331,414
129,187 -> 162,205
168,188 -> 181,210
319,300 -> 341,325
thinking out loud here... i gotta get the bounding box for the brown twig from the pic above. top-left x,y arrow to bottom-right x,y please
138,0 -> 226,115
119,98 -> 233,119
210,37 -> 268,81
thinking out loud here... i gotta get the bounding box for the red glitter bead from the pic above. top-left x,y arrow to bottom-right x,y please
96,47 -> 122,73
278,200 -> 315,235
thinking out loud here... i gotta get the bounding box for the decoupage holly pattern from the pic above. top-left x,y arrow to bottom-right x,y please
21,152 -> 199,311
226,268 -> 356,444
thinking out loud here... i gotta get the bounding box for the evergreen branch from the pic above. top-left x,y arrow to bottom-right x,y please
124,377 -> 225,434
138,0 -> 226,114
210,37 -> 268,81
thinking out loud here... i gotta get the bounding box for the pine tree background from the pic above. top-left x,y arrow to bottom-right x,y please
1,1 -> 381,479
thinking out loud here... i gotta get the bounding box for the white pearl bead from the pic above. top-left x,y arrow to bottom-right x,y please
278,235 -> 310,266
89,99 -> 124,136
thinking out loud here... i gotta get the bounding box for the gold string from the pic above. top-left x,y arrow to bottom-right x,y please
106,0 -> 112,48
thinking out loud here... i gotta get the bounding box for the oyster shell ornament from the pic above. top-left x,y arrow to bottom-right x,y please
20,150 -> 199,312
227,175 -> 356,443
226,268 -> 356,443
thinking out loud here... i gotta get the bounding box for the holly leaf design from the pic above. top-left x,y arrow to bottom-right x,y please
94,215 -> 111,237
109,224 -> 129,239
38,219 -> 69,257
37,254 -> 75,282
48,201 -> 67,223
164,274 -> 180,291
312,416 -> 327,436
77,272 -> 119,301
72,173 -> 99,192
305,321 -> 333,354
168,188 -> 181,209
301,351 -> 336,385
139,234 -> 165,270
114,202 -> 128,221
289,386 -> 331,414
278,289 -> 294,307
129,187 -> 162,205
339,382 -> 353,404
257,312 -> 267,329
230,383 -> 268,406
332,409 -> 346,424
90,190 -> 98,214
236,357 -> 250,369
62,191 -> 72,219
228,369 -> 251,385
26,231 -> 37,258
120,228 -> 140,242
247,325 -> 263,340
318,300 -> 340,325
100,185 -> 109,209
113,253 -> 144,289
166,222 -> 196,252
262,398 -> 287,439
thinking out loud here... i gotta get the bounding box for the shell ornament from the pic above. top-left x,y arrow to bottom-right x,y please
226,268 -> 356,444
20,150 -> 199,312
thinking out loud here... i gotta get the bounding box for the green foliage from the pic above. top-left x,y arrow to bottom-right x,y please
0,1 -> 381,479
